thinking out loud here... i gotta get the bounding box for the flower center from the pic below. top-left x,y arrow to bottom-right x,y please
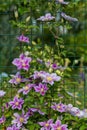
41,88 -> 44,92
15,102 -> 19,106
57,105 -> 61,109
47,76 -> 52,81
22,63 -> 26,67
57,127 -> 61,130
20,117 -> 24,123
45,123 -> 49,127
24,86 -> 29,90
16,78 -> 21,83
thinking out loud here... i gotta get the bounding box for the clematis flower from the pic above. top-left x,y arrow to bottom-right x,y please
52,63 -> 59,70
17,34 -> 29,43
12,53 -> 32,71
51,119 -> 68,130
38,119 -> 53,130
26,108 -> 34,117
34,83 -> 48,96
66,104 -> 84,118
7,125 -> 19,130
37,13 -> 55,21
33,71 -> 46,79
27,108 -> 45,116
9,72 -> 25,85
33,71 -> 61,85
83,109 -> 87,118
51,103 -> 66,113
61,12 -> 78,22
9,96 -> 24,110
0,90 -> 6,97
18,84 -> 34,95
76,110 -> 84,118
69,107 -> 84,118
66,104 -> 73,112
56,0 -> 69,5
0,116 -> 6,124
42,73 -> 61,85
12,111 -> 29,128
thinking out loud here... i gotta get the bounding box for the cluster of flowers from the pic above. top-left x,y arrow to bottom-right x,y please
51,103 -> 87,118
9,71 -> 61,96
14,0 -> 78,46
0,51 -> 86,129
5,108 -> 45,129
1,97 -> 87,128
0,51 -> 62,129
37,0 -> 78,22
38,119 -> 68,130
37,58 -> 65,71
0,1 -> 79,127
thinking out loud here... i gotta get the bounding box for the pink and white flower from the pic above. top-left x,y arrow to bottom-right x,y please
12,111 -> 29,128
51,103 -> 66,113
0,116 -> 6,124
18,84 -> 34,95
37,13 -> 55,21
34,83 -> 48,96
9,96 -> 24,110
17,34 -> 29,43
38,119 -> 53,130
51,119 -> 68,130
42,73 -> 61,85
12,53 -> 32,71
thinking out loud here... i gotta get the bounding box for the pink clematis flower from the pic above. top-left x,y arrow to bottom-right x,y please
9,96 -> 24,110
7,125 -> 19,130
38,119 -> 53,130
51,103 -> 66,113
61,12 -> 78,22
52,63 -> 59,70
18,84 -> 34,95
27,108 -> 45,116
17,34 -> 29,43
42,73 -> 61,85
9,72 -> 25,85
56,0 -> 69,5
12,53 -> 32,71
0,116 -> 6,124
12,110 -> 29,128
37,13 -> 55,21
34,83 -> 48,96
33,71 -> 46,79
51,119 -> 68,130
